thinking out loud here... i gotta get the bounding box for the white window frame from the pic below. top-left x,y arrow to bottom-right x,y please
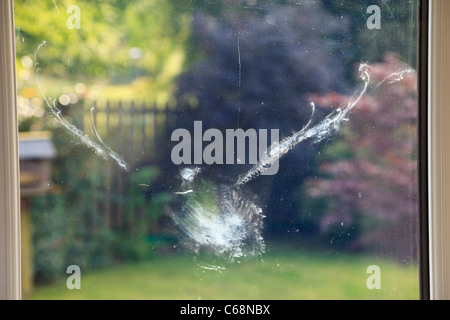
427,0 -> 450,300
0,0 -> 447,300
0,0 -> 21,300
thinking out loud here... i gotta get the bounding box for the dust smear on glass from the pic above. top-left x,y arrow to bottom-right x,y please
171,63 -> 414,269
31,33 -> 413,272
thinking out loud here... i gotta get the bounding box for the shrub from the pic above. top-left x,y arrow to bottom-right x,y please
304,54 -> 418,262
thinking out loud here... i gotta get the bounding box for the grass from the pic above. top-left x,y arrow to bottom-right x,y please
29,246 -> 420,300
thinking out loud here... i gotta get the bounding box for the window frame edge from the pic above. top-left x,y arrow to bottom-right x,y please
428,0 -> 450,300
0,0 -> 22,301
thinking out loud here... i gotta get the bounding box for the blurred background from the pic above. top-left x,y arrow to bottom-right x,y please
14,0 -> 420,299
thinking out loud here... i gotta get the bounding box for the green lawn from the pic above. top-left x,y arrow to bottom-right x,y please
30,247 -> 420,300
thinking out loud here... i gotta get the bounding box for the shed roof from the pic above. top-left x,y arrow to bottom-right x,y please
19,131 -> 57,160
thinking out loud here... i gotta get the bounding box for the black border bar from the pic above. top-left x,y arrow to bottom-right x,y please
418,0 -> 430,301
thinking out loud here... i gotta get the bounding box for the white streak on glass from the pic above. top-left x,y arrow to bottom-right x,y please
237,34 -> 242,89
34,41 -> 129,171
175,189 -> 194,195
51,0 -> 60,15
235,63 -> 371,187
376,68 -> 415,88
90,107 -> 129,171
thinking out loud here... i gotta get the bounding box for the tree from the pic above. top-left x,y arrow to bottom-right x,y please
14,0 -> 193,102
304,53 -> 418,261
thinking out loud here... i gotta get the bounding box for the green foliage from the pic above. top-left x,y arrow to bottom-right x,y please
30,125 -> 114,283
30,195 -> 68,284
14,0 -> 193,103
15,0 -> 125,77
303,55 -> 419,261
111,166 -> 172,262
30,127 -> 171,283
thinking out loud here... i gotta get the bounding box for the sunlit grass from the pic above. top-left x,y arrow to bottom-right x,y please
30,244 -> 419,300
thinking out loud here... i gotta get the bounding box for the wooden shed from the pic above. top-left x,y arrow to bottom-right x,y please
19,131 -> 57,299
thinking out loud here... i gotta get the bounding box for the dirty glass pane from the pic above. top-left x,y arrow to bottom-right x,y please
15,0 -> 420,300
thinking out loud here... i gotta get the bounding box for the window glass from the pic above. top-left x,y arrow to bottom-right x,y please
15,0 -> 420,300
